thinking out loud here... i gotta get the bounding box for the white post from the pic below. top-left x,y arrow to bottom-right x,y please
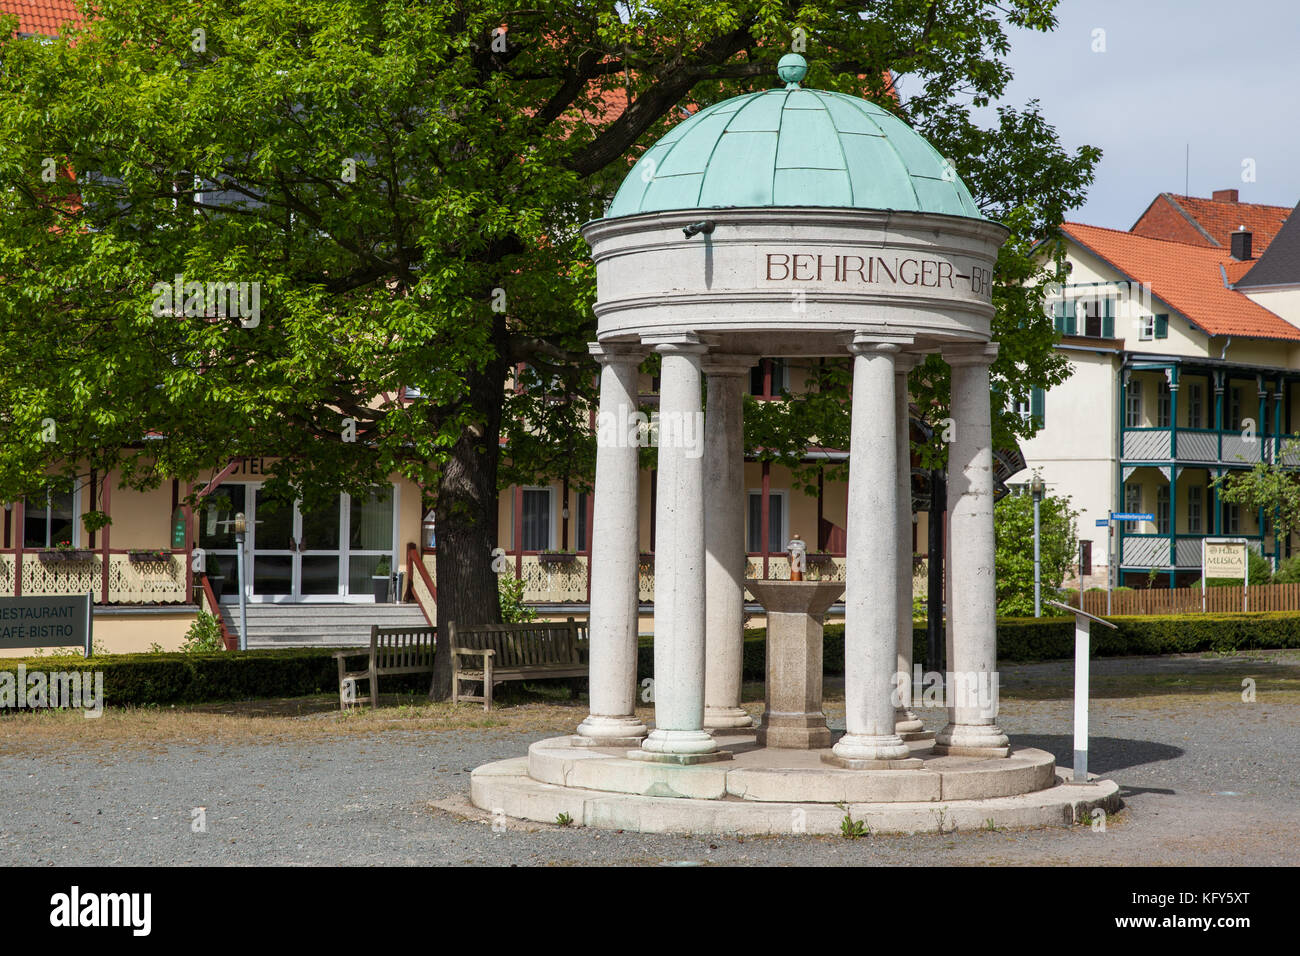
703,355 -> 758,730
639,337 -> 718,758
576,344 -> 648,744
1073,615 -> 1090,782
935,342 -> 1009,757
832,336 -> 911,764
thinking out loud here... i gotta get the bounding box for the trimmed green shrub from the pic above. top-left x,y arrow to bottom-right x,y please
0,648 -> 383,708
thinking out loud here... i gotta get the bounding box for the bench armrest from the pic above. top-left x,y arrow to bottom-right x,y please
333,650 -> 370,661
451,647 -> 495,659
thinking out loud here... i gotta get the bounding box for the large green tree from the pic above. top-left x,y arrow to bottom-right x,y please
0,0 -> 1095,695
994,487 -> 1078,616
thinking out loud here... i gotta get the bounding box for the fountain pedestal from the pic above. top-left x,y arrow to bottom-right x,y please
747,580 -> 845,749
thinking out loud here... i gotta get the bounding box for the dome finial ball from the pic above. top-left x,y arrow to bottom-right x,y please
776,53 -> 808,88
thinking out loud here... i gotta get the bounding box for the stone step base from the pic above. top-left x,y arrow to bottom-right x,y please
471,758 -> 1121,836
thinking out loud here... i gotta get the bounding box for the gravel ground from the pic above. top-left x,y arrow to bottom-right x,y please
2,652 -> 1298,866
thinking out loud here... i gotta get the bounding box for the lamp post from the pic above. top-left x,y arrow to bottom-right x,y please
1030,474 -> 1045,618
234,511 -> 248,651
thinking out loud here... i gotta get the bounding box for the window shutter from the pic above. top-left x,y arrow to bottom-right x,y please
1052,299 -> 1065,333
1155,313 -> 1169,338
1030,387 -> 1045,429
1102,295 -> 1114,338
1063,298 -> 1077,336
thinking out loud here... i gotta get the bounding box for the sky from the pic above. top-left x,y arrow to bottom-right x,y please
982,0 -> 1300,229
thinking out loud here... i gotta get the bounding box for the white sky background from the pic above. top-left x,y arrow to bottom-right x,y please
976,0 -> 1300,229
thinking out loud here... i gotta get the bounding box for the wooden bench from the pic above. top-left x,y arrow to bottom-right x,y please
449,618 -> 588,711
334,624 -> 436,710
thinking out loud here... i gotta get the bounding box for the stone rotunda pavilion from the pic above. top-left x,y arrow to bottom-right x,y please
471,56 -> 1119,833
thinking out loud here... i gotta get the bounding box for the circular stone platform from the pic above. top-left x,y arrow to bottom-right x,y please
471,733 -> 1121,835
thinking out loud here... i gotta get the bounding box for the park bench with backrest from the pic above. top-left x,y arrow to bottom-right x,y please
449,618 -> 588,711
334,624 -> 436,710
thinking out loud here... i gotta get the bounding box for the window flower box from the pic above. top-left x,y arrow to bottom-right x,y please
38,548 -> 95,564
128,549 -> 173,564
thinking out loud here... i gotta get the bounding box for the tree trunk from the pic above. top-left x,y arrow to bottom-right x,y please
429,357 -> 507,700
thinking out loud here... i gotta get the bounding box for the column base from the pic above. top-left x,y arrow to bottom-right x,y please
626,749 -> 734,766
894,708 -> 926,737
575,715 -> 648,745
821,753 -> 924,771
703,706 -> 756,730
640,728 -> 719,756
830,732 -> 911,762
934,723 -> 1010,758
757,725 -> 833,750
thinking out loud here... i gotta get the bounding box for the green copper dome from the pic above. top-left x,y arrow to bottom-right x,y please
606,67 -> 982,220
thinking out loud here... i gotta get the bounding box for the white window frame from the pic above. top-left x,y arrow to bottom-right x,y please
1188,485 -> 1202,533
1125,380 -> 1143,428
23,484 -> 82,548
1139,314 -> 1155,341
1124,484 -> 1142,533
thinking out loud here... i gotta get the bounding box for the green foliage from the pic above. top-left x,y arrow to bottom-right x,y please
0,0 -> 1096,692
374,557 -> 391,577
1273,554 -> 1300,584
498,575 -> 536,624
0,648 -> 349,706
994,488 -> 1079,617
1212,443 -> 1300,542
837,804 -> 869,840
180,611 -> 226,653
555,812 -> 573,827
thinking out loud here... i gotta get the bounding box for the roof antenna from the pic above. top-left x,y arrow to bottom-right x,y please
1184,143 -> 1189,197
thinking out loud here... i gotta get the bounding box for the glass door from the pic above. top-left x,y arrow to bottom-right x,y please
197,483 -> 395,602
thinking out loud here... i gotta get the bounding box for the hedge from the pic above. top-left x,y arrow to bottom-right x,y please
0,648 -> 405,709
637,613 -> 1300,680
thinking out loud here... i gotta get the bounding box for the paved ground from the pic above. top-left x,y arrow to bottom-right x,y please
1,651 -> 1297,866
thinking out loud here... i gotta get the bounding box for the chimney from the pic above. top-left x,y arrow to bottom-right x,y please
1213,188 -> 1239,203
1231,226 -> 1253,261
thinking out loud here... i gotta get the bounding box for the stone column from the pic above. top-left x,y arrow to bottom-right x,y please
830,337 -> 913,765
576,343 -> 649,745
637,336 -> 722,760
894,353 -> 927,739
935,342 -> 1010,757
703,355 -> 758,730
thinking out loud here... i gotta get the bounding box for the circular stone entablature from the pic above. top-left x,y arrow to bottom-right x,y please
582,56 -> 1008,356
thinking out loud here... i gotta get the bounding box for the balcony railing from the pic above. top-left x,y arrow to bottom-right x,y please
1120,426 -> 1293,466
0,551 -> 189,604
1121,533 -> 1264,570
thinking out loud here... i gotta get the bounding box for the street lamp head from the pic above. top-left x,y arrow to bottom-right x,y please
1029,474 -> 1045,498
234,512 -> 247,535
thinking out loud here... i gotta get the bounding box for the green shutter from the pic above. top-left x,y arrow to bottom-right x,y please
1064,298 -> 1076,336
1052,299 -> 1065,333
1155,313 -> 1169,338
1030,387 -> 1045,429
1102,295 -> 1114,338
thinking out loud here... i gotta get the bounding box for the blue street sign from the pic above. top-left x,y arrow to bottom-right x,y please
1095,519 -> 1109,527
1111,512 -> 1155,522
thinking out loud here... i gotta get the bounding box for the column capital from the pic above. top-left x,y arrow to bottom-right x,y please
841,329 -> 915,354
589,342 -> 646,366
942,341 -> 999,367
643,332 -> 708,355
894,351 -> 924,374
701,354 -> 760,376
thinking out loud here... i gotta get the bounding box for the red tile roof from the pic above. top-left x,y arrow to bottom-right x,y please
0,0 -> 83,36
1131,192 -> 1291,254
1061,221 -> 1300,343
